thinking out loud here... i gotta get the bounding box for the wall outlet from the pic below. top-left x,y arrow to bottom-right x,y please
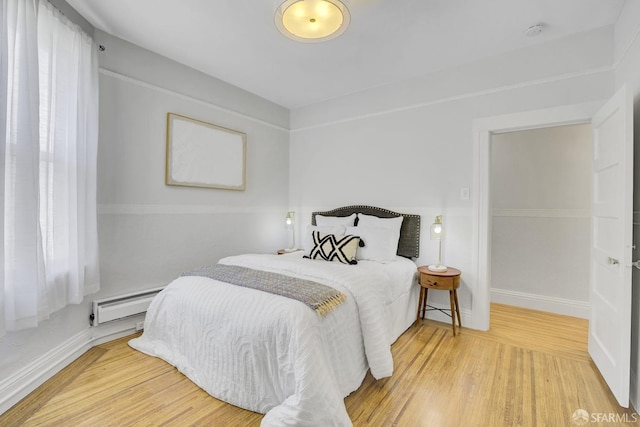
135,321 -> 145,331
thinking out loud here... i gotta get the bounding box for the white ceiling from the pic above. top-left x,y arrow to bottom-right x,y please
67,0 -> 624,109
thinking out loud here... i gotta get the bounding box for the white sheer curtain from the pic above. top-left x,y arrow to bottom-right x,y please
0,0 -> 99,337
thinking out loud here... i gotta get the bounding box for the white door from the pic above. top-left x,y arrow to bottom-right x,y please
589,85 -> 633,407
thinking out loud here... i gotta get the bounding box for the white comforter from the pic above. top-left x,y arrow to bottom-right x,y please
129,253 -> 416,426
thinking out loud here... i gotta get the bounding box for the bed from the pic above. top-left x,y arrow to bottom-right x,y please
129,206 -> 420,426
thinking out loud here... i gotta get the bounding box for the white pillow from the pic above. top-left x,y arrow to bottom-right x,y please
346,226 -> 397,263
315,213 -> 357,227
356,214 -> 403,255
303,225 -> 346,254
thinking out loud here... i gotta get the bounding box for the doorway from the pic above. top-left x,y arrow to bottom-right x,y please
473,93 -> 634,408
489,124 -> 592,319
470,101 -> 601,331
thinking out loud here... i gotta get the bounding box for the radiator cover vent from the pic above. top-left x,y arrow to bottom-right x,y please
92,287 -> 164,326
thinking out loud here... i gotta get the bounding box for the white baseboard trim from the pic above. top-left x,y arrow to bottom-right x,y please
0,328 -> 92,415
491,288 -> 589,319
0,313 -> 146,416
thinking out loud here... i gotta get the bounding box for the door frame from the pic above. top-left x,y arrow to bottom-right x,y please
471,101 -> 603,331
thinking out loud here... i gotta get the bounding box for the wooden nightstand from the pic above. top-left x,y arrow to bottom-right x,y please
277,249 -> 302,255
416,266 -> 462,336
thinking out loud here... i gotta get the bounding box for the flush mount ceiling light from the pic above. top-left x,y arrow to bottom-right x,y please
274,0 -> 350,43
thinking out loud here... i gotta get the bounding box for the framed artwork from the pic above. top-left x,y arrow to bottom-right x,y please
166,113 -> 246,190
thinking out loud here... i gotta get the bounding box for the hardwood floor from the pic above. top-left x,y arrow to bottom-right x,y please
2,303 -> 636,426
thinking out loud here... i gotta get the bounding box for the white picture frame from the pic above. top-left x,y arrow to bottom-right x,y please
166,113 -> 246,191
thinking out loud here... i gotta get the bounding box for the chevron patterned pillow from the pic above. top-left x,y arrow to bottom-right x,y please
304,231 -> 360,265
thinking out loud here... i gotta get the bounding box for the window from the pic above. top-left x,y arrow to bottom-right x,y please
1,0 -> 99,336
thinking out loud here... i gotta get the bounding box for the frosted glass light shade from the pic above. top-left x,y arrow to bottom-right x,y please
285,211 -> 296,250
430,215 -> 444,240
275,0 -> 350,42
285,211 -> 294,227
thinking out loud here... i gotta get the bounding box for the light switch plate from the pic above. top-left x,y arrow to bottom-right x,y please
461,187 -> 470,200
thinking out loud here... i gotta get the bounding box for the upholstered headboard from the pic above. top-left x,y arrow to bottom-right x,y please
311,205 -> 420,258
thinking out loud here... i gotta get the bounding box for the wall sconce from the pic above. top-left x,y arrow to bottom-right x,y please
428,215 -> 447,272
285,211 -> 296,251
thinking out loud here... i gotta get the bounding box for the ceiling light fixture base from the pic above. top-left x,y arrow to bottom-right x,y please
274,0 -> 351,43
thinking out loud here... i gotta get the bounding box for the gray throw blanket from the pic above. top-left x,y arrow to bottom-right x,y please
181,264 -> 346,316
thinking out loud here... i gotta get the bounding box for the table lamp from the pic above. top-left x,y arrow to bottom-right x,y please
285,211 -> 296,251
428,215 -> 447,272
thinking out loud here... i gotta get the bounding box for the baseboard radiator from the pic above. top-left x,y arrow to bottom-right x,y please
91,287 -> 165,326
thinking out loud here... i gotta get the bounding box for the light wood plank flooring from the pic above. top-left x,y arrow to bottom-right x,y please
2,303 -> 637,426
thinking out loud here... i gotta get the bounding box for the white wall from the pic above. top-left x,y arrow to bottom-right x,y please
94,31 -> 291,299
613,0 -> 640,410
0,26 -> 290,412
490,124 -> 591,317
289,27 -> 614,322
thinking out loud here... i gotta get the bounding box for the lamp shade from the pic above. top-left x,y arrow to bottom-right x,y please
285,211 -> 296,250
275,0 -> 350,43
430,215 -> 444,240
285,211 -> 295,226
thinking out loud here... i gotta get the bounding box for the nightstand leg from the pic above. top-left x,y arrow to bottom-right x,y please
449,290 -> 457,336
416,287 -> 424,323
421,289 -> 428,319
453,289 -> 462,328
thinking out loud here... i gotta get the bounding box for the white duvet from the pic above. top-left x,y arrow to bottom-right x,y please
129,253 -> 417,426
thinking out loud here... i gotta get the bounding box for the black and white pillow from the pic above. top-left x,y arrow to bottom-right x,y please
302,225 -> 346,254
304,231 -> 360,265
